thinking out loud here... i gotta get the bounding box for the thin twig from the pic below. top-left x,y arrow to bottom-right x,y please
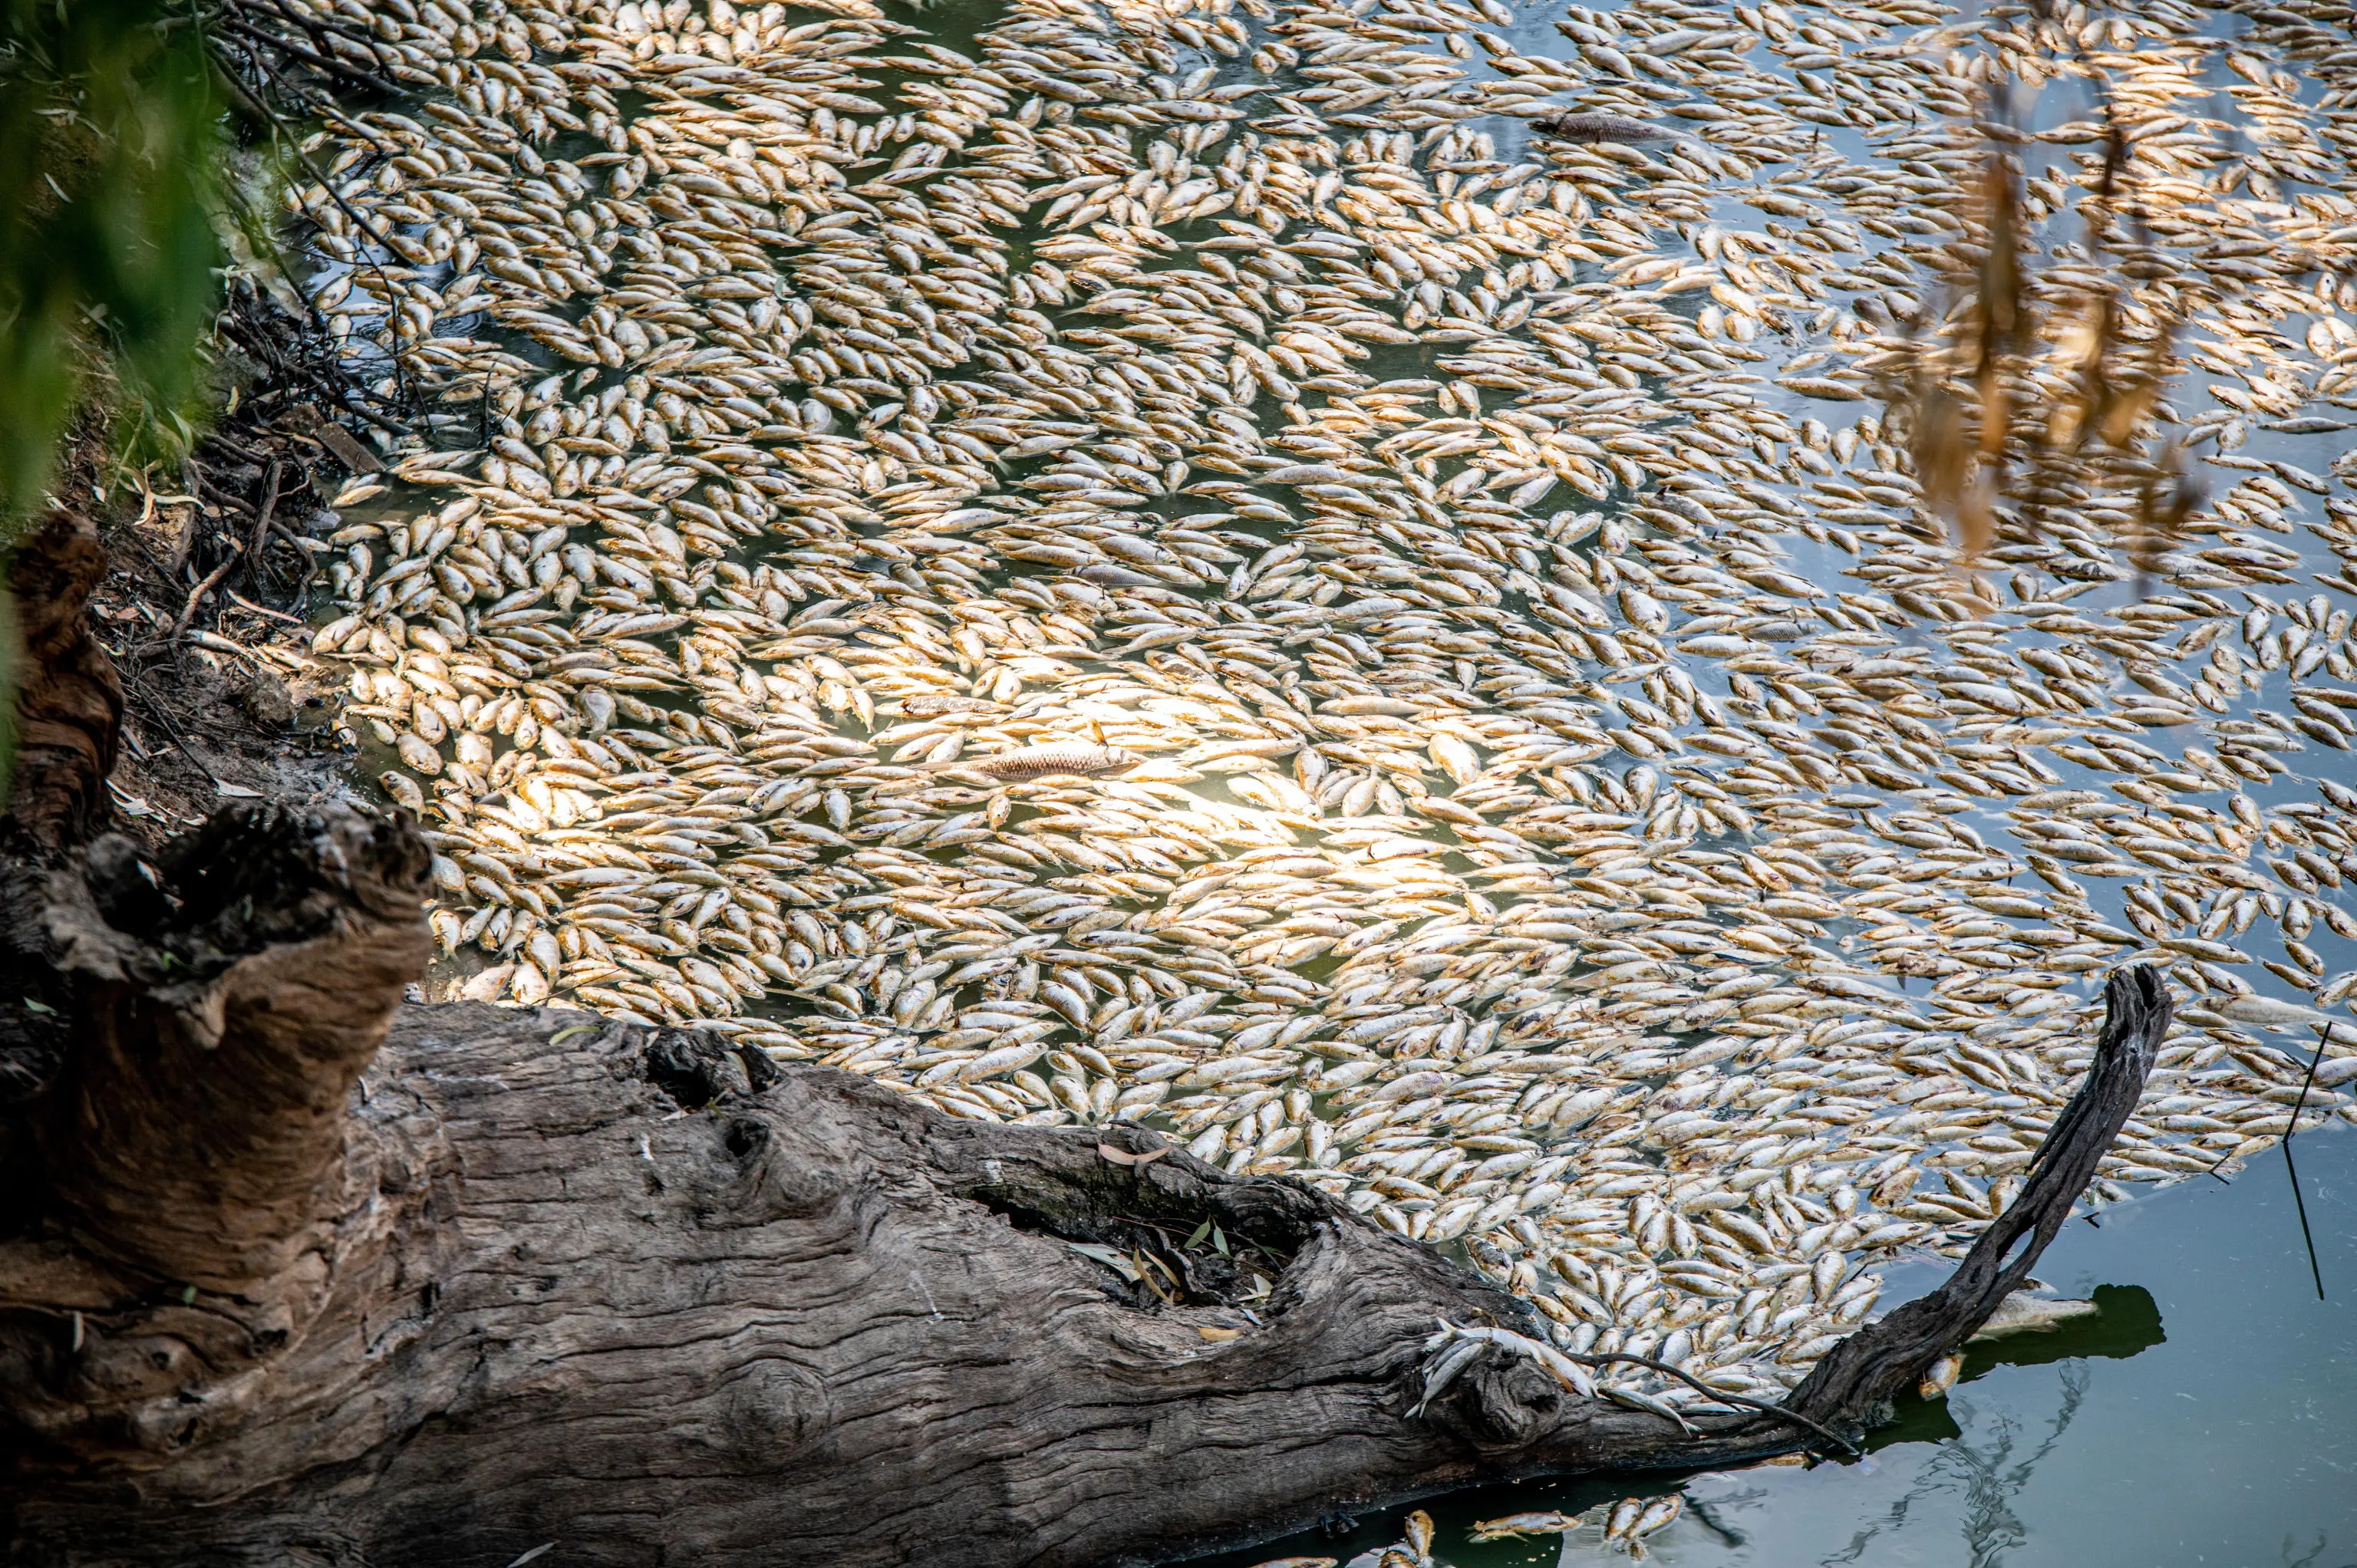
2283,1132 -> 2326,1303
227,588 -> 305,625
239,0 -> 403,72
206,431 -> 276,466
170,539 -> 245,648
271,521 -> 322,614
124,688 -> 223,787
192,466 -> 254,516
103,512 -> 179,594
338,391 -> 413,438
1562,1352 -> 1861,1457
246,458 -> 285,587
2283,1022 -> 2339,1145
2280,1022 -> 2339,1302
224,270 -> 341,380
217,14 -> 402,97
1785,968 -> 2167,1431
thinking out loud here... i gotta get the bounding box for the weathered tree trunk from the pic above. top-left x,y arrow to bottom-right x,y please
2,511 -> 121,855
0,519 -> 2170,1568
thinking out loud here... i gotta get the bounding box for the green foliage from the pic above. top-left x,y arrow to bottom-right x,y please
0,0 -> 228,541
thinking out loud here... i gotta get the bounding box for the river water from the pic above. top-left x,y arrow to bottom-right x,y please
1190,1121 -> 2357,1568
280,0 -> 2357,1556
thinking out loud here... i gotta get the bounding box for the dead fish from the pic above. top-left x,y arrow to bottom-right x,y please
1917,1351 -> 1963,1398
1969,1292 -> 2100,1340
947,743 -> 1139,782
321,0 -> 2355,1422
1630,1496 -> 1683,1541
902,693 -> 1004,716
1472,1510 -> 1585,1540
2217,994 -> 2342,1034
1531,112 -> 1671,144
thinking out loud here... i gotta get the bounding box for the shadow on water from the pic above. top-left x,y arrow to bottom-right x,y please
1864,1283 -> 2166,1454
1174,1124 -> 2357,1568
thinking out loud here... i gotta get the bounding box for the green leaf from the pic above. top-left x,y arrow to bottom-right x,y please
1184,1217 -> 1213,1250
1065,1241 -> 1142,1283
1212,1224 -> 1229,1257
0,0 -> 228,536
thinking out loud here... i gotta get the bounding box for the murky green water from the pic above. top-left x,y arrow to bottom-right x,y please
1183,1124 -> 2357,1568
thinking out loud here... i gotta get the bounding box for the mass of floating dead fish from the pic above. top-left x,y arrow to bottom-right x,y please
288,0 -> 2357,1418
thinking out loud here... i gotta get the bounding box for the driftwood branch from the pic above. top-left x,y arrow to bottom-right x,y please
1781,965 -> 2170,1433
0,519 -> 2167,1566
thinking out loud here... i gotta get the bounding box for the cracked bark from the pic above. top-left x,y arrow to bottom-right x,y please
0,520 -> 2168,1567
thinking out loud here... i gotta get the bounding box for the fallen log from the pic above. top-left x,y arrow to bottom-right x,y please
0,517 -> 2169,1566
